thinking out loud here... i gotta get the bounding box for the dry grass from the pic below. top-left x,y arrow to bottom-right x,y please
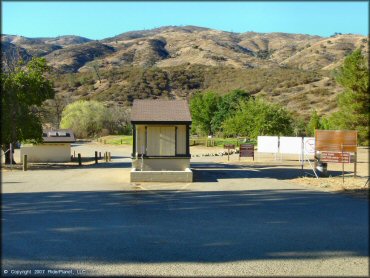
292,176 -> 369,199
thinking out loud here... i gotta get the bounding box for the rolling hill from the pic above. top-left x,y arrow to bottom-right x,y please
1,26 -> 368,119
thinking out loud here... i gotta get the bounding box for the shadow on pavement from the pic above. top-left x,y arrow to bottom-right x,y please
2,188 -> 368,267
191,162 -> 347,182
5,159 -> 132,171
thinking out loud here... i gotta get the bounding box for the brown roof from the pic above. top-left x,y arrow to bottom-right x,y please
131,100 -> 192,123
42,129 -> 76,143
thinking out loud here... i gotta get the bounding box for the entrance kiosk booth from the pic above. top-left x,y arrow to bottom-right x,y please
130,99 -> 193,182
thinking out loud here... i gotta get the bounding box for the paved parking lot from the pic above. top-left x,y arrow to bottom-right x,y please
2,142 -> 369,276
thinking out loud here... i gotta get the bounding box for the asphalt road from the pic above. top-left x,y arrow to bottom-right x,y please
2,142 -> 369,276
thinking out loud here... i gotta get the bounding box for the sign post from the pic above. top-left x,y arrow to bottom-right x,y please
315,130 -> 357,179
224,144 -> 235,161
239,144 -> 254,161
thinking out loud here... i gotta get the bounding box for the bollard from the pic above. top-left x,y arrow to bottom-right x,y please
104,152 -> 108,162
108,152 -> 111,162
95,151 -> 98,164
99,152 -> 102,159
78,153 -> 82,166
71,155 -> 73,162
23,155 -> 27,171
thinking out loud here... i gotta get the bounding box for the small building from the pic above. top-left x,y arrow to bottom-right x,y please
20,129 -> 75,162
130,99 -> 192,182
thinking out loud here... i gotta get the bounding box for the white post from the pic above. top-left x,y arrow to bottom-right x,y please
9,143 -> 13,170
300,137 -> 304,169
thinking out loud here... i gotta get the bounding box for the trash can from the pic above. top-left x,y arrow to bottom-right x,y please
316,161 -> 328,177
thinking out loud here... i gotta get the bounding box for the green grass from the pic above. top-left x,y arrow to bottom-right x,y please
99,135 -> 257,147
98,135 -> 133,145
190,137 -> 257,147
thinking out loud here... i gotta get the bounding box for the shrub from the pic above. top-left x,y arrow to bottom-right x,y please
222,98 -> 294,138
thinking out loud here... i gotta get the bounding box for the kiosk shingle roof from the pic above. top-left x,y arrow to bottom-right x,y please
131,100 -> 192,123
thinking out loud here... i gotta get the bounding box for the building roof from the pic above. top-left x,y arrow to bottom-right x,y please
131,100 -> 192,123
42,129 -> 76,143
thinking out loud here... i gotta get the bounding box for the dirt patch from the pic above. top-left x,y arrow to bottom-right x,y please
292,176 -> 369,199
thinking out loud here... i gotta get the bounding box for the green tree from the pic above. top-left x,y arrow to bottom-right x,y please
212,89 -> 251,133
1,58 -> 55,164
331,49 -> 369,144
222,98 -> 294,138
305,110 -> 334,136
319,116 -> 333,130
292,116 -> 307,137
306,110 -> 321,136
60,100 -> 110,138
190,91 -> 220,135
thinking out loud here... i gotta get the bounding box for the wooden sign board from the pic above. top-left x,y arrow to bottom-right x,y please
239,144 -> 254,158
320,151 -> 350,163
224,144 -> 235,149
315,130 -> 357,152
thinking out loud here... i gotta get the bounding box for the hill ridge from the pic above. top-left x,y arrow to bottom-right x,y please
2,26 -> 367,73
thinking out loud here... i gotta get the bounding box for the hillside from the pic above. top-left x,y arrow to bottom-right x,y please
1,26 -> 368,120
44,41 -> 115,73
2,26 -> 368,72
52,64 -> 340,119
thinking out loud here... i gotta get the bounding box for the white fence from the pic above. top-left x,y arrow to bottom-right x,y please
279,137 -> 303,155
257,136 -> 279,153
257,136 -> 315,159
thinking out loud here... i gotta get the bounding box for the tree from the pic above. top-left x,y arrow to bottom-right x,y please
1,57 -> 55,164
89,59 -> 102,83
60,101 -> 132,137
190,91 -> 220,135
212,89 -> 251,133
39,94 -> 71,129
104,104 -> 131,135
222,98 -> 294,138
60,100 -> 108,138
306,110 -> 321,136
331,49 -> 369,144
292,116 -> 307,137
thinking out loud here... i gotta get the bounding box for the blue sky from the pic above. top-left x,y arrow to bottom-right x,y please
2,1 -> 368,39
